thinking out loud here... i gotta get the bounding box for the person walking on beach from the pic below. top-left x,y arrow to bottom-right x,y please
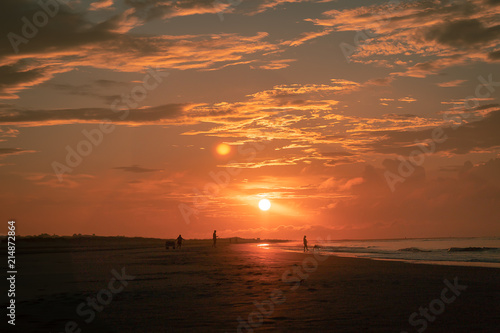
176,235 -> 184,249
303,235 -> 308,252
213,230 -> 217,248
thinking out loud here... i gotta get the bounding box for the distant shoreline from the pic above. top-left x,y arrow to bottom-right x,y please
0,234 -> 291,243
1,233 -> 498,242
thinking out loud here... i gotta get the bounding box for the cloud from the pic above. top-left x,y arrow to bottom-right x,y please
0,127 -> 19,141
1,30 -> 277,98
257,59 -> 296,70
365,77 -> 394,86
319,176 -> 364,191
42,79 -> 130,101
113,165 -> 163,173
89,0 -> 115,11
398,97 -> 417,103
0,62 -> 62,99
282,28 -> 333,47
365,109 -> 500,155
424,19 -> 500,48
123,0 -> 233,21
393,56 -> 467,78
488,49 -> 500,60
436,79 -> 467,87
0,103 -> 191,126
0,0 -> 279,99
0,147 -> 35,156
320,151 -> 354,157
0,78 -> 357,128
251,0 -> 335,15
249,79 -> 361,100
310,0 -> 500,76
21,172 -> 94,188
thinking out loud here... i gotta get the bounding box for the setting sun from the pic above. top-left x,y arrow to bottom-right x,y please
258,199 -> 271,211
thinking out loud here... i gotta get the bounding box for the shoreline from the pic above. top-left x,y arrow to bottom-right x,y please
270,239 -> 500,269
281,249 -> 500,269
5,235 -> 499,268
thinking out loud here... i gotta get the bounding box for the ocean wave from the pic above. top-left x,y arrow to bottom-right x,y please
447,247 -> 499,252
398,247 -> 431,253
322,246 -> 370,253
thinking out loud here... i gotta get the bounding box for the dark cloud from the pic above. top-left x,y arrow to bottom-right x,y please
488,50 -> 500,61
0,1 -> 278,99
42,80 -> 131,101
425,19 -> 500,48
113,165 -> 162,173
486,0 -> 500,6
0,0 -> 118,58
0,148 -> 34,156
474,103 -> 500,111
365,109 -> 500,155
124,0 -> 220,21
0,103 -> 188,125
325,158 -> 356,166
365,77 -> 394,86
0,0 -> 126,97
0,63 -> 46,87
321,151 -> 354,157
0,61 -> 51,97
382,113 -> 419,119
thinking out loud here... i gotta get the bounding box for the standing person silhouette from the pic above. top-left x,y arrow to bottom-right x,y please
213,230 -> 217,248
303,235 -> 308,252
176,235 -> 184,249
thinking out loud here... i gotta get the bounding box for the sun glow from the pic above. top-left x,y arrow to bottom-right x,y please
258,199 -> 271,211
216,143 -> 231,155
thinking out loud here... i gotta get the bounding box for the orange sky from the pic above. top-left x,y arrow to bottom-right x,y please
1,0 -> 499,239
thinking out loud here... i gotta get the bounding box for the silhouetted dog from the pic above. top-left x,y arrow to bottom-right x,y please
165,241 -> 176,249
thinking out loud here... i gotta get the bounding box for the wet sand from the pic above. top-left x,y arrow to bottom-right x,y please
5,238 -> 500,332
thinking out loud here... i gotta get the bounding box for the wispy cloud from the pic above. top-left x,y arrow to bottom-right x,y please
309,0 -> 500,76
113,165 -> 163,173
436,79 -> 467,87
0,147 -> 35,156
282,28 -> 333,47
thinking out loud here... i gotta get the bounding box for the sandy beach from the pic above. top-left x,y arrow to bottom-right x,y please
5,237 -> 500,332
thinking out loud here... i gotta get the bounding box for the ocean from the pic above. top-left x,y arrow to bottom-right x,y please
272,237 -> 500,268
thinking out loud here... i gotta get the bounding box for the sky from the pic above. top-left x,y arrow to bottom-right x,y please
0,0 -> 499,240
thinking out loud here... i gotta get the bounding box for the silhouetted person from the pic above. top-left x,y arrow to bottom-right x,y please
213,230 -> 217,248
303,235 -> 308,252
176,235 -> 184,249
